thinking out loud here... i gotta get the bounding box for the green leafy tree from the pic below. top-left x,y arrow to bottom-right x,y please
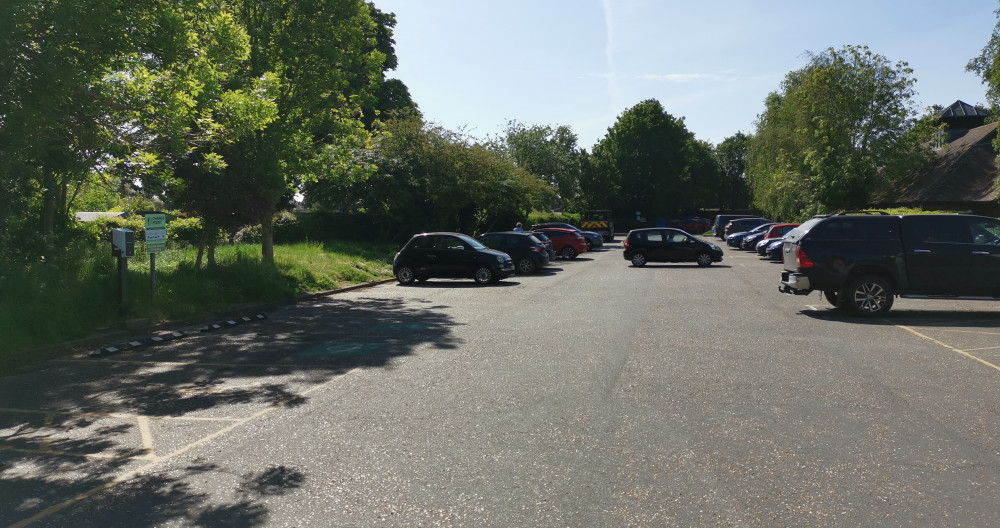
589,99 -> 697,219
499,121 -> 584,212
747,45 -> 936,219
714,133 -> 751,211
0,0 -> 192,261
318,114 -> 547,237
219,0 -> 384,264
967,7 -> 1000,197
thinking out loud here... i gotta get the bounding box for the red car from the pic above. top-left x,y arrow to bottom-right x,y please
533,227 -> 588,259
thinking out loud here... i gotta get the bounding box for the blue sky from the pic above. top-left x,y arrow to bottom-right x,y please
371,0 -> 998,149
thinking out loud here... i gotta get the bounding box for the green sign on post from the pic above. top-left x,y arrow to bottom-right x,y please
145,213 -> 167,253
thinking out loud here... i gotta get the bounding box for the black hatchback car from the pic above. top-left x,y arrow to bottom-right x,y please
623,228 -> 724,267
476,231 -> 550,274
393,232 -> 515,284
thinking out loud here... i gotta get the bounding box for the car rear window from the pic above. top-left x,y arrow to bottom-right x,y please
807,217 -> 896,241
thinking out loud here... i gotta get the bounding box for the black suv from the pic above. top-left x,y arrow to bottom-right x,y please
779,213 -> 1000,315
623,228 -> 724,267
393,232 -> 515,284
477,231 -> 550,274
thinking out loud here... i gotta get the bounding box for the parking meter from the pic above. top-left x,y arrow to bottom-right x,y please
111,228 -> 135,257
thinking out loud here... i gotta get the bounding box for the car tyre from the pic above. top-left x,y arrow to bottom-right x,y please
561,246 -> 577,259
473,266 -> 494,284
516,257 -> 536,274
696,252 -> 713,267
630,253 -> 647,267
395,266 -> 415,285
844,275 -> 894,316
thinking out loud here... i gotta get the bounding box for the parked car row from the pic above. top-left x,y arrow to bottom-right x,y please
623,228 -> 724,267
531,222 -> 604,250
725,222 -> 801,261
393,228 -> 589,285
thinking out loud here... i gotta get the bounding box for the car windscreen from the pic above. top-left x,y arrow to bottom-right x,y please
457,234 -> 486,249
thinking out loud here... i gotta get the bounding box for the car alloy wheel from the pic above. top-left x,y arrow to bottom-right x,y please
845,275 -> 894,316
631,253 -> 647,267
516,257 -> 536,274
561,246 -> 577,259
395,266 -> 415,284
696,252 -> 713,267
474,266 -> 494,284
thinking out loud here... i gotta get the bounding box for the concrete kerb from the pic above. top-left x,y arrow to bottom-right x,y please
88,278 -> 396,359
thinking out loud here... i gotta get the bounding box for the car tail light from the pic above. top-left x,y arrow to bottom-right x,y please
530,246 -> 541,253
796,246 -> 814,268
624,238 -> 630,249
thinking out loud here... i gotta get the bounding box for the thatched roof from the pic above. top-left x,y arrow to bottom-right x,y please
885,122 -> 999,208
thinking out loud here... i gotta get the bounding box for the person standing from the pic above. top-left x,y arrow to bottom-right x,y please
513,222 -> 523,232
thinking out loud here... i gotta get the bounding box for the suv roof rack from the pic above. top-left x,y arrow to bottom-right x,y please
833,210 -> 890,216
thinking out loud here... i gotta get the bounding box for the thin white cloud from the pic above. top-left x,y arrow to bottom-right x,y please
600,0 -> 619,113
638,71 -> 742,83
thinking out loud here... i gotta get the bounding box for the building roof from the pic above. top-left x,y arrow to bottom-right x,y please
889,122 -> 998,205
937,100 -> 989,120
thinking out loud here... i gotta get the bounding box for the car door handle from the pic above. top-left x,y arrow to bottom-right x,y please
972,251 -> 990,255
427,254 -> 437,258
912,249 -> 931,253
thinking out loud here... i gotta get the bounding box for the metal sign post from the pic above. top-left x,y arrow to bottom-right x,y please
145,213 -> 167,302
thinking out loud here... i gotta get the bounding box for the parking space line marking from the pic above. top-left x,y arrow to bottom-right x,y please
898,325 -> 1000,373
137,416 -> 154,456
0,408 -> 240,423
0,444 -> 151,461
55,358 -> 347,370
9,365 -> 364,528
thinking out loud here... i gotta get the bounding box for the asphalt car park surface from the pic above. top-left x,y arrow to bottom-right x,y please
2,241 -> 999,527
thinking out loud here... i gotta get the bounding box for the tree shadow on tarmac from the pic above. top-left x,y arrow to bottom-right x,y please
0,295 -> 456,527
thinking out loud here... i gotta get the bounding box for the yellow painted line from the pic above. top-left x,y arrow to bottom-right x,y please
137,416 -> 154,456
0,444 -> 152,461
929,328 -> 1000,336
9,366 -> 363,528
898,325 -> 1000,373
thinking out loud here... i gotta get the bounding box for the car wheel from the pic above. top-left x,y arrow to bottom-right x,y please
561,246 -> 577,259
844,275 -> 894,316
696,252 -> 713,267
473,266 -> 494,284
395,266 -> 415,285
630,253 -> 647,267
516,257 -> 536,274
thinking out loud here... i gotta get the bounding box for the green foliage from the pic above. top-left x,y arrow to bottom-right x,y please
714,133 -> 751,210
498,121 -> 584,212
309,114 -> 546,237
968,8 -> 1000,197
526,211 -> 581,226
747,45 -> 937,221
589,99 -> 704,219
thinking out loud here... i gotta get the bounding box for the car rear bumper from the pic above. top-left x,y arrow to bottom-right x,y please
779,271 -> 813,295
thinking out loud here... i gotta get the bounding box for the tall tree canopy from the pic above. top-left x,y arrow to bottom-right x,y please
967,6 -> 1000,198
498,121 -> 583,213
588,99 -> 699,219
747,45 -> 935,219
714,133 -> 751,211
0,0 -> 197,260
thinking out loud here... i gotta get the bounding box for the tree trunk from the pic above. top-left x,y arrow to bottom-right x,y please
261,215 -> 274,265
207,238 -> 217,267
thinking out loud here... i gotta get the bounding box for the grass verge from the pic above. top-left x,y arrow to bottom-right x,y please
0,240 -> 396,375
